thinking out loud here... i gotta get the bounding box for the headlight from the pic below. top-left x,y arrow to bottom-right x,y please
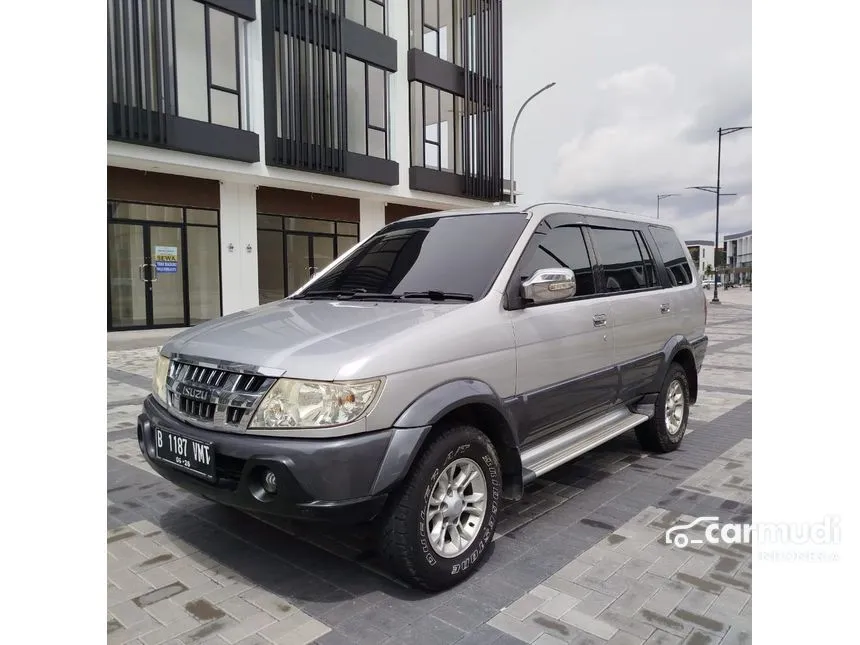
152,354 -> 170,404
249,378 -> 382,429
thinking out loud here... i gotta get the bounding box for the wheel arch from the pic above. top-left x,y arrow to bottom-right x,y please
371,380 -> 522,498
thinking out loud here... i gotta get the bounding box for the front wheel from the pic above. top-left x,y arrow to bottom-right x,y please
379,424 -> 502,591
635,363 -> 690,453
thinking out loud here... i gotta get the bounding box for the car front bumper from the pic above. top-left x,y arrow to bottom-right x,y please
137,396 -> 393,523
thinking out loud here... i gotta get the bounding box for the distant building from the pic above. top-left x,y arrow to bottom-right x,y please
685,240 -> 715,281
723,230 -> 752,285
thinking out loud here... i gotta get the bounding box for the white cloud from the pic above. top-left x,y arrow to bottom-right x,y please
503,0 -> 752,239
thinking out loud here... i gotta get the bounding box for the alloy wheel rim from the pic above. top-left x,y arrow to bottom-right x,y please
424,458 -> 487,558
665,380 -> 686,435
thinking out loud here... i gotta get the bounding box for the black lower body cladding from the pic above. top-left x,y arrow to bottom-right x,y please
137,396 -> 394,523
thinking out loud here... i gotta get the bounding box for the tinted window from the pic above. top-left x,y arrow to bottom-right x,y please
650,226 -> 694,286
302,213 -> 528,300
518,222 -> 595,297
590,227 -> 654,293
635,231 -> 659,287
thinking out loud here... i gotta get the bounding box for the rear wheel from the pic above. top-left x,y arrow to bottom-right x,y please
635,363 -> 690,453
378,424 -> 502,591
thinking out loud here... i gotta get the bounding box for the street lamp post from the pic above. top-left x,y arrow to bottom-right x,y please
656,193 -> 679,219
509,82 -> 556,203
686,186 -> 737,303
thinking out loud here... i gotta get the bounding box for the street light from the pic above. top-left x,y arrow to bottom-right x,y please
686,186 -> 738,304
509,82 -> 557,203
656,193 -> 679,219
704,126 -> 752,303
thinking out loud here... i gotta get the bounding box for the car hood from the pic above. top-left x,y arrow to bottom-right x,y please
163,298 -> 467,380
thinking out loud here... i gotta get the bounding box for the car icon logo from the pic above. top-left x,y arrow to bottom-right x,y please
664,516 -> 720,548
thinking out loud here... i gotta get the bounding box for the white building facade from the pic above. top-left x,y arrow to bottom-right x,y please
684,240 -> 716,281
724,229 -> 752,285
107,0 -> 504,330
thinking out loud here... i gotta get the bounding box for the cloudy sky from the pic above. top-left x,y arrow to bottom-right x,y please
502,0 -> 752,241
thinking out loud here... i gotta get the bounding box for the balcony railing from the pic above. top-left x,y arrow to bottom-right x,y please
107,0 -> 259,162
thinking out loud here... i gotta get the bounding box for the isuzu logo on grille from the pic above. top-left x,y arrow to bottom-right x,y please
182,385 -> 209,401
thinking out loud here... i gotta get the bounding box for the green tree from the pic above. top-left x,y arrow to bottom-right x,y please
704,264 -> 714,279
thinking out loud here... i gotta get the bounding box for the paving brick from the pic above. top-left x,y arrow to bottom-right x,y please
599,609 -> 656,640
559,608 -> 618,640
530,584 -> 561,601
145,598 -> 192,625
539,592 -> 580,619
555,560 -> 593,581
257,610 -> 315,642
213,610 -> 277,645
488,612 -> 545,642
501,592 -> 547,620
534,633 -> 569,645
606,630 -> 647,645
137,615 -> 198,645
643,630 -> 682,644
107,616 -> 162,645
543,574 -> 593,600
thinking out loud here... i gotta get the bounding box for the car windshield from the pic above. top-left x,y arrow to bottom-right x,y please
294,212 -> 528,302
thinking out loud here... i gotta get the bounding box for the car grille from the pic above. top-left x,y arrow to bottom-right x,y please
165,358 -> 276,431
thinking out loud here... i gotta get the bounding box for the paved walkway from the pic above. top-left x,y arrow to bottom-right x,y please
106,298 -> 752,645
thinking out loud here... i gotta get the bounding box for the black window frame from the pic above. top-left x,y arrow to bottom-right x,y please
346,56 -> 390,160
346,0 -> 387,34
107,200 -> 223,331
409,81 -> 461,173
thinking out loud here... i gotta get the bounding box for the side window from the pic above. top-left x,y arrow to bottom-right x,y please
635,231 -> 659,287
650,226 -> 694,286
589,227 -> 653,293
518,223 -> 596,297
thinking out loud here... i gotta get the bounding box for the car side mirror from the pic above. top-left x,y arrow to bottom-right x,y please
522,268 -> 576,304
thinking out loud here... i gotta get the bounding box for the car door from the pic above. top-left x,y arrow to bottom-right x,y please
507,216 -> 618,446
588,225 -> 670,401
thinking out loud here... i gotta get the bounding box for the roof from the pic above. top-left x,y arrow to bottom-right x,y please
685,239 -> 714,247
725,229 -> 752,241
395,201 -> 669,227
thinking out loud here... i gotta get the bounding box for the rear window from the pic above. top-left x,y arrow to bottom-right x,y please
650,226 -> 694,286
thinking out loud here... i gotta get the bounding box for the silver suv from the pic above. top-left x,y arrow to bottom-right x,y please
138,202 -> 708,590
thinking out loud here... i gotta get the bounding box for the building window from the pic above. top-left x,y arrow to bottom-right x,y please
173,0 -> 247,128
256,215 -> 359,304
107,201 -> 221,330
346,58 -> 389,159
410,82 -> 465,172
409,0 -> 460,63
345,0 -> 386,34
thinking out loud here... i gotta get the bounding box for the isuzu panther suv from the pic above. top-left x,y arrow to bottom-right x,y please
138,202 -> 708,590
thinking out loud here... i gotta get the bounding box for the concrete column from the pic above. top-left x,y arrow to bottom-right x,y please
388,0 -> 411,188
247,0 -> 266,163
219,182 -> 259,315
359,199 -> 386,240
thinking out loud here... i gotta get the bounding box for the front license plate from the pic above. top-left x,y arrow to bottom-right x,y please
154,427 -> 215,480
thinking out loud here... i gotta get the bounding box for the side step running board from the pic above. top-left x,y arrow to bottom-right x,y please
521,407 -> 649,483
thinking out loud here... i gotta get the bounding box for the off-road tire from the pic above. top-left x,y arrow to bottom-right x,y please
635,363 -> 690,453
378,424 -> 502,591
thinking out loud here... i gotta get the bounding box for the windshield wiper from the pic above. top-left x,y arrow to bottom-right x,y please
401,290 -> 474,302
293,289 -> 401,300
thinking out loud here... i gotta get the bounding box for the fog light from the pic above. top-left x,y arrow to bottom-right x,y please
262,469 -> 277,494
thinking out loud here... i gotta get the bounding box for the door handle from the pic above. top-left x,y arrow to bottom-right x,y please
138,264 -> 147,282
593,314 -> 607,327
660,303 -> 671,314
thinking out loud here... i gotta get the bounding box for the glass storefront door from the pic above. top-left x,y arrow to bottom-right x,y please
108,222 -> 185,329
108,202 -> 222,330
257,215 -> 359,304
